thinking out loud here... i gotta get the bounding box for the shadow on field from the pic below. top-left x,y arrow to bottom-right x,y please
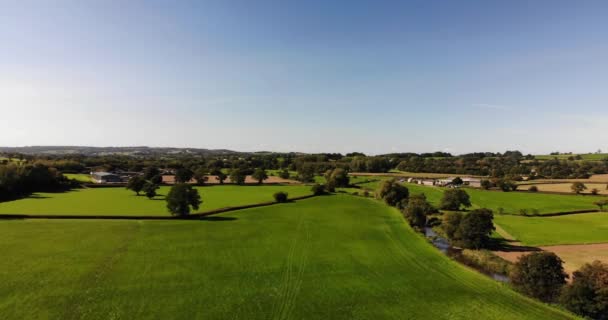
199,216 -> 238,222
488,238 -> 541,253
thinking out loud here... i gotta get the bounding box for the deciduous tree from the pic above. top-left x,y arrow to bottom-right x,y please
439,189 -> 471,211
126,176 -> 146,196
511,252 -> 568,302
166,184 -> 202,216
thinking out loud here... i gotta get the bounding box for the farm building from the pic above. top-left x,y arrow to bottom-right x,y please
91,172 -> 123,183
462,177 -> 481,188
419,179 -> 435,186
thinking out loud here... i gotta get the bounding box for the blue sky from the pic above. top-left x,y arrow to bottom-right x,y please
1,0 -> 607,154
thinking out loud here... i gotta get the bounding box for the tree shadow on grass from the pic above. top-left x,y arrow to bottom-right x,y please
488,238 -> 541,252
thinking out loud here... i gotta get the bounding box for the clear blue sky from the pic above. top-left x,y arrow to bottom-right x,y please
1,0 -> 607,154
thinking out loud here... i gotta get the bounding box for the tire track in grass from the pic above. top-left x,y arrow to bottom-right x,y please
62,223 -> 141,320
271,209 -> 311,320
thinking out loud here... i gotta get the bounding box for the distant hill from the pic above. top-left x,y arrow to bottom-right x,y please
0,146 -> 240,156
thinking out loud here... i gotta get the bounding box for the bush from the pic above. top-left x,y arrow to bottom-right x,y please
279,169 -> 290,179
461,249 -> 511,276
311,183 -> 326,195
511,252 -> 568,302
528,186 -> 538,192
590,188 -> 599,195
273,191 -> 288,203
363,190 -> 370,197
571,182 -> 587,194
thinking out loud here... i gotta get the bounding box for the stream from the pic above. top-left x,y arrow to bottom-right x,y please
424,227 -> 509,283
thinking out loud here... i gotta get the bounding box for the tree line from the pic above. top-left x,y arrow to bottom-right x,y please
0,163 -> 77,201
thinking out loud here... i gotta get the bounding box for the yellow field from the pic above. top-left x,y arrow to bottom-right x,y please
519,182 -> 608,195
528,174 -> 608,184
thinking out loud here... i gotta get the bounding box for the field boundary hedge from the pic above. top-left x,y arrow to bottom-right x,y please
502,209 -> 601,217
0,194 -> 318,220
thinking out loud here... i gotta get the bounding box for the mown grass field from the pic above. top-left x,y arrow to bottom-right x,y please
64,173 -> 93,183
0,195 -> 575,319
534,153 -> 608,161
494,213 -> 608,246
357,179 -> 608,246
0,185 -> 311,216
356,179 -> 603,215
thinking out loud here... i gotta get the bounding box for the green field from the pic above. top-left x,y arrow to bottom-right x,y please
0,185 -> 311,216
534,153 -> 608,161
391,183 -> 603,215
0,195 -> 575,319
465,189 -> 605,215
495,213 -> 608,246
64,173 -> 93,183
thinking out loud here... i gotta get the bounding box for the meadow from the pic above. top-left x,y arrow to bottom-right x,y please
357,179 -> 603,215
534,153 -> 608,161
494,213 -> 608,246
0,195 -> 575,320
64,173 -> 93,183
0,185 -> 311,216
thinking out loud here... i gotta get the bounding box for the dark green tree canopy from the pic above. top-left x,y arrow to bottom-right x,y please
252,168 -> 268,184
193,167 -> 208,185
439,189 -> 471,211
376,179 -> 409,208
273,191 -> 288,203
143,167 -> 160,181
455,208 -> 495,249
175,167 -> 194,184
560,260 -> 608,319
229,168 -> 247,185
403,194 -> 434,230
311,183 -> 326,196
142,181 -> 159,199
165,183 -> 202,216
126,176 -> 146,195
511,252 -> 568,302
324,168 -> 350,188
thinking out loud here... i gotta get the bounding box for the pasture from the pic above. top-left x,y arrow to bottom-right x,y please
465,188 -> 605,215
0,185 -> 311,216
494,213 -> 608,246
0,195 -> 575,319
64,173 -> 93,183
534,153 -> 608,161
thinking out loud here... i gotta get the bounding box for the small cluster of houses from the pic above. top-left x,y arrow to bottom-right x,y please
90,168 -> 179,184
399,177 -> 482,188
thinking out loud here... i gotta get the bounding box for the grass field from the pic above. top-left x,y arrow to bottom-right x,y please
64,173 -> 93,183
0,185 -> 312,216
370,183 -> 604,215
534,153 -> 608,161
495,213 -> 608,246
465,188 -> 605,215
0,195 -> 575,319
